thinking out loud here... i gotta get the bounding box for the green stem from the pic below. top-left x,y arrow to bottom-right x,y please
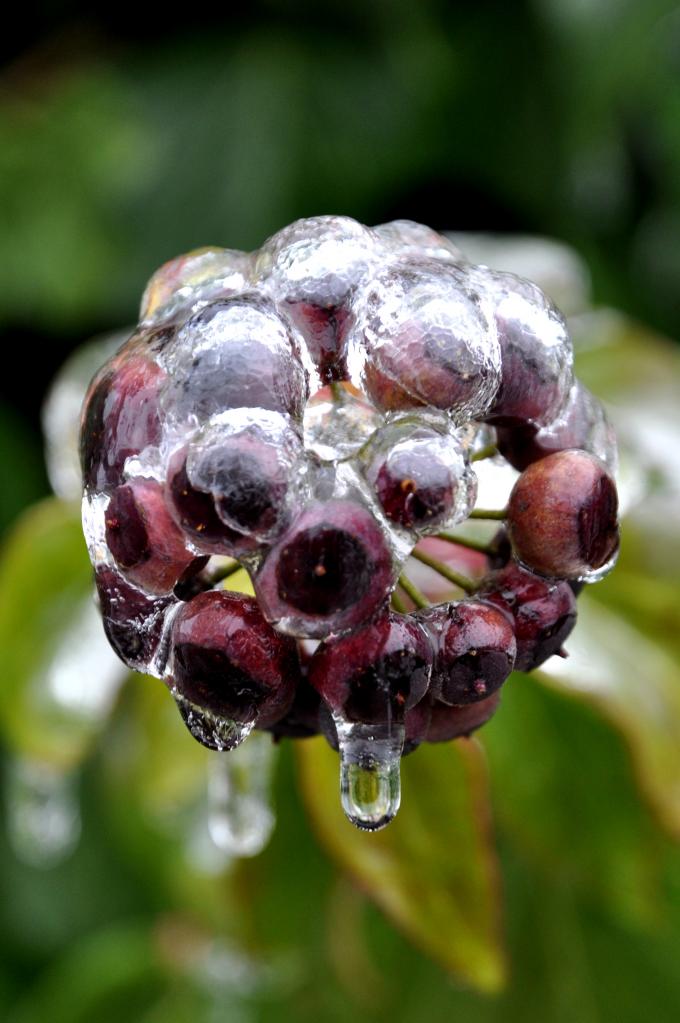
398,574 -> 430,609
330,381 -> 345,403
471,442 -> 498,463
436,531 -> 493,555
468,507 -> 507,521
391,589 -> 408,613
409,548 -> 475,593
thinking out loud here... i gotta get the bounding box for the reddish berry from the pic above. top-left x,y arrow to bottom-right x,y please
426,692 -> 502,742
105,478 -> 201,594
95,566 -> 175,675
507,449 -> 619,579
479,562 -> 577,671
255,500 -> 395,638
309,612 -> 432,725
170,590 -> 300,728
419,600 -> 516,705
80,350 -> 165,491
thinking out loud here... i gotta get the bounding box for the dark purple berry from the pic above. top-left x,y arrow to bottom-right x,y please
169,590 -> 300,728
497,381 -> 615,471
420,600 -> 516,705
95,566 -> 176,674
105,478 -> 201,594
479,562 -> 577,671
265,676 -> 322,739
80,350 -> 165,491
358,261 -> 499,419
402,696 -> 433,755
309,613 -> 432,725
368,445 -> 456,530
284,302 -> 352,384
163,296 -> 308,423
189,433 -> 291,538
478,269 -> 572,426
255,500 -> 395,638
425,692 -> 502,743
507,449 -> 619,579
166,449 -> 254,556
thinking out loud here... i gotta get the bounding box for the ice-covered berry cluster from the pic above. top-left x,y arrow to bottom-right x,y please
80,216 -> 620,830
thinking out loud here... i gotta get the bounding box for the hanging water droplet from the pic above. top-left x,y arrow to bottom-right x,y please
5,758 -> 81,868
172,689 -> 254,751
578,545 -> 620,584
333,715 -> 404,831
206,731 -> 277,858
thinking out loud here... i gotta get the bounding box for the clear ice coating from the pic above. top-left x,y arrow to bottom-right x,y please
256,215 -> 377,308
333,714 -> 404,831
374,219 -> 463,262
360,414 -> 477,536
171,689 -> 254,752
347,258 -> 502,421
181,409 -> 307,544
206,731 -> 277,857
76,214 -> 619,832
467,266 -> 574,427
140,247 -> 253,327
532,380 -> 618,474
159,295 -> 309,428
303,383 -> 384,462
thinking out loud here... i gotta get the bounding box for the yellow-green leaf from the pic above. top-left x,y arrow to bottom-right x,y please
296,735 -> 505,992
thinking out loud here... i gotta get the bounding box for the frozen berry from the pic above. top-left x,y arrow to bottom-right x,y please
479,562 -> 577,671
365,421 -> 472,533
402,696 -> 433,755
161,296 -> 308,425
419,600 -> 516,705
507,449 -> 619,579
255,500 -> 395,638
166,449 -> 244,554
374,220 -> 463,262
169,590 -> 299,730
140,246 -> 251,325
309,613 -> 432,725
473,268 -> 573,427
265,676 -> 322,739
80,348 -> 165,491
257,216 -> 375,383
497,380 -> 617,472
425,692 -> 501,742
95,566 -> 176,676
105,478 -> 201,594
354,260 -> 500,420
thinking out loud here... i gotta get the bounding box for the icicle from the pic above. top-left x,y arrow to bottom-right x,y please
333,715 -> 404,831
206,731 -> 277,858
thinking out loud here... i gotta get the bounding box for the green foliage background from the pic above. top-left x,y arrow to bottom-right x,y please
1,3 -> 680,1021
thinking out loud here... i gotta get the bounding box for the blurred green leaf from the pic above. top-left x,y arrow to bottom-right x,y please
539,595 -> 680,841
5,922 -> 163,1023
0,497 -> 115,767
483,674 -> 666,927
297,736 -> 505,993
